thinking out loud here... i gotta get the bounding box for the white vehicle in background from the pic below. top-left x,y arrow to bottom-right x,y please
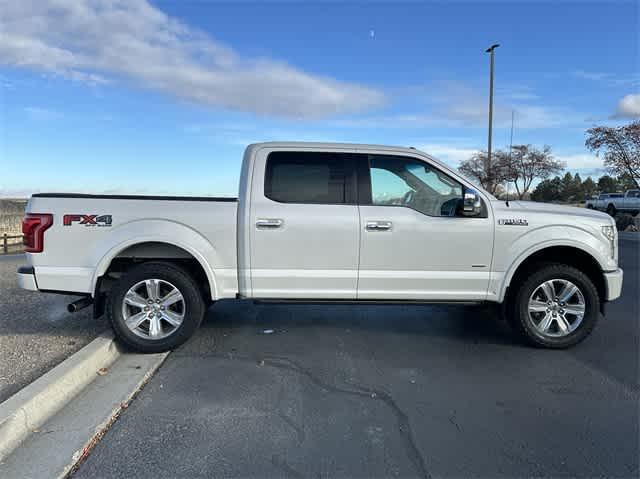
17,142 -> 623,352
586,190 -> 640,216
586,193 -> 624,212
605,190 -> 640,216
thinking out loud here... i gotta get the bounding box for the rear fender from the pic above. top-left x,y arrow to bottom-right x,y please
90,219 -> 220,300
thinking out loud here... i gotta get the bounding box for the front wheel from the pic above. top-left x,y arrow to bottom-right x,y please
606,204 -> 617,217
106,262 -> 206,353
508,264 -> 600,349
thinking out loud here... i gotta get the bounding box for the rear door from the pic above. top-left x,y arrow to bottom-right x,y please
249,149 -> 360,298
356,152 -> 494,301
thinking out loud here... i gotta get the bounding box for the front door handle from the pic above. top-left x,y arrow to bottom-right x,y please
366,221 -> 392,231
256,218 -> 284,229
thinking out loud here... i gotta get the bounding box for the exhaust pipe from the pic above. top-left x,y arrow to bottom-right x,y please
67,296 -> 93,313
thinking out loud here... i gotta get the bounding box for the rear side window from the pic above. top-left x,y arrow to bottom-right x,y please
264,152 -> 354,204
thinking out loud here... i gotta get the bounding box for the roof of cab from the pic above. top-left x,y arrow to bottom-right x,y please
245,140 -> 449,178
247,141 -> 417,154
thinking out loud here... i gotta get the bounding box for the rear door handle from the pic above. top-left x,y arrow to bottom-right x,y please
366,221 -> 392,231
256,218 -> 284,229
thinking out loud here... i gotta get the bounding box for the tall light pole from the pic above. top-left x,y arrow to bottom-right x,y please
485,43 -> 500,191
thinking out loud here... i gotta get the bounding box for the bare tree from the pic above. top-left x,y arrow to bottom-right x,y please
505,145 -> 564,200
585,121 -> 640,189
458,150 -> 510,195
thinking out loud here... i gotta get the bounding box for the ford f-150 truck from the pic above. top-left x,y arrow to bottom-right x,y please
590,190 -> 640,216
586,193 -> 624,212
17,142 -> 623,352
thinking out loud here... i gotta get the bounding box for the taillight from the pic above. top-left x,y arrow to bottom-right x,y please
22,213 -> 53,253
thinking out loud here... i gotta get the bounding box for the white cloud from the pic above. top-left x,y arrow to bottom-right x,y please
613,94 -> 640,119
428,82 -> 580,129
331,85 -> 579,131
333,81 -> 582,130
415,144 -> 478,166
414,145 -> 603,171
413,145 -> 603,172
555,153 -> 602,170
0,0 -> 384,119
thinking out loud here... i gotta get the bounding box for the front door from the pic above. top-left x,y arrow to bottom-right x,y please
250,150 -> 360,299
357,153 -> 494,301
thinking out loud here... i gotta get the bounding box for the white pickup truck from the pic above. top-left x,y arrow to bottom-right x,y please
17,142 -> 623,352
586,193 -> 624,213
588,190 -> 640,216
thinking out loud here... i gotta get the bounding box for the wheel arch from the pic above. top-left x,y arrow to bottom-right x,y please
90,221 -> 221,302
500,245 -> 606,308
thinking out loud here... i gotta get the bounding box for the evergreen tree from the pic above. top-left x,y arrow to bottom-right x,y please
582,177 -> 597,199
572,173 -> 584,201
597,175 -> 619,193
532,176 -> 563,202
560,172 -> 575,202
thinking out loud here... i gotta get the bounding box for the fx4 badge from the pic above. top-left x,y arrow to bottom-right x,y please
63,214 -> 113,227
498,218 -> 528,226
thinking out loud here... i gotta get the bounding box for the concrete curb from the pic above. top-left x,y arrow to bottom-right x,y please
0,332 -> 120,461
65,351 -> 169,478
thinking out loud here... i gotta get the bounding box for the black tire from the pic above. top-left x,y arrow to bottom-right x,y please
508,263 -> 599,349
106,262 -> 206,353
606,204 -> 616,217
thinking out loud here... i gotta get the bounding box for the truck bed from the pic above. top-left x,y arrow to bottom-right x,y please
25,193 -> 239,298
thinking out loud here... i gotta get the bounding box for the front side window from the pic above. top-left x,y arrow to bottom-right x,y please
264,152 -> 353,204
369,155 -> 463,217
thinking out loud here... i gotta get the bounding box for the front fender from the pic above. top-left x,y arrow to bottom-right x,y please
90,219 -> 220,299
495,225 -> 612,302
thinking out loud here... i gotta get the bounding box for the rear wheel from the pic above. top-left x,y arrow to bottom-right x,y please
606,204 -> 617,217
107,262 -> 206,353
508,264 -> 599,348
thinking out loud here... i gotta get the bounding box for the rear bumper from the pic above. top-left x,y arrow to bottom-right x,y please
604,268 -> 623,302
16,266 -> 38,291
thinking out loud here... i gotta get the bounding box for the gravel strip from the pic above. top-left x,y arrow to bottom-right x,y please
0,255 -> 107,403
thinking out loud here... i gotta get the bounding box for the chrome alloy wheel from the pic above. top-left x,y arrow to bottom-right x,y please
121,279 -> 185,340
528,279 -> 586,338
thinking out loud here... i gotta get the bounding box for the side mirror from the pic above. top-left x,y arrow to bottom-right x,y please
461,189 -> 482,217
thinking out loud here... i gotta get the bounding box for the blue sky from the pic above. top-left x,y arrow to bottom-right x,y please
1,0 -> 638,197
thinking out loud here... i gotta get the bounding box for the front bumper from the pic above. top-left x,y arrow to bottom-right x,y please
16,266 -> 38,291
604,268 -> 623,301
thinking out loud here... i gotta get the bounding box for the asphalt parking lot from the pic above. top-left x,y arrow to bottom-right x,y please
0,255 -> 107,402
76,238 -> 639,478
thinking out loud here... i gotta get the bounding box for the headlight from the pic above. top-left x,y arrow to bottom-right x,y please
601,225 -> 616,260
601,225 -> 615,241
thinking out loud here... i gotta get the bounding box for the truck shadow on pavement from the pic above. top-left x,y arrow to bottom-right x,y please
200,299 -> 520,349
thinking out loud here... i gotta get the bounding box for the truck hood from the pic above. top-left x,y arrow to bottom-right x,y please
492,200 -> 613,223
